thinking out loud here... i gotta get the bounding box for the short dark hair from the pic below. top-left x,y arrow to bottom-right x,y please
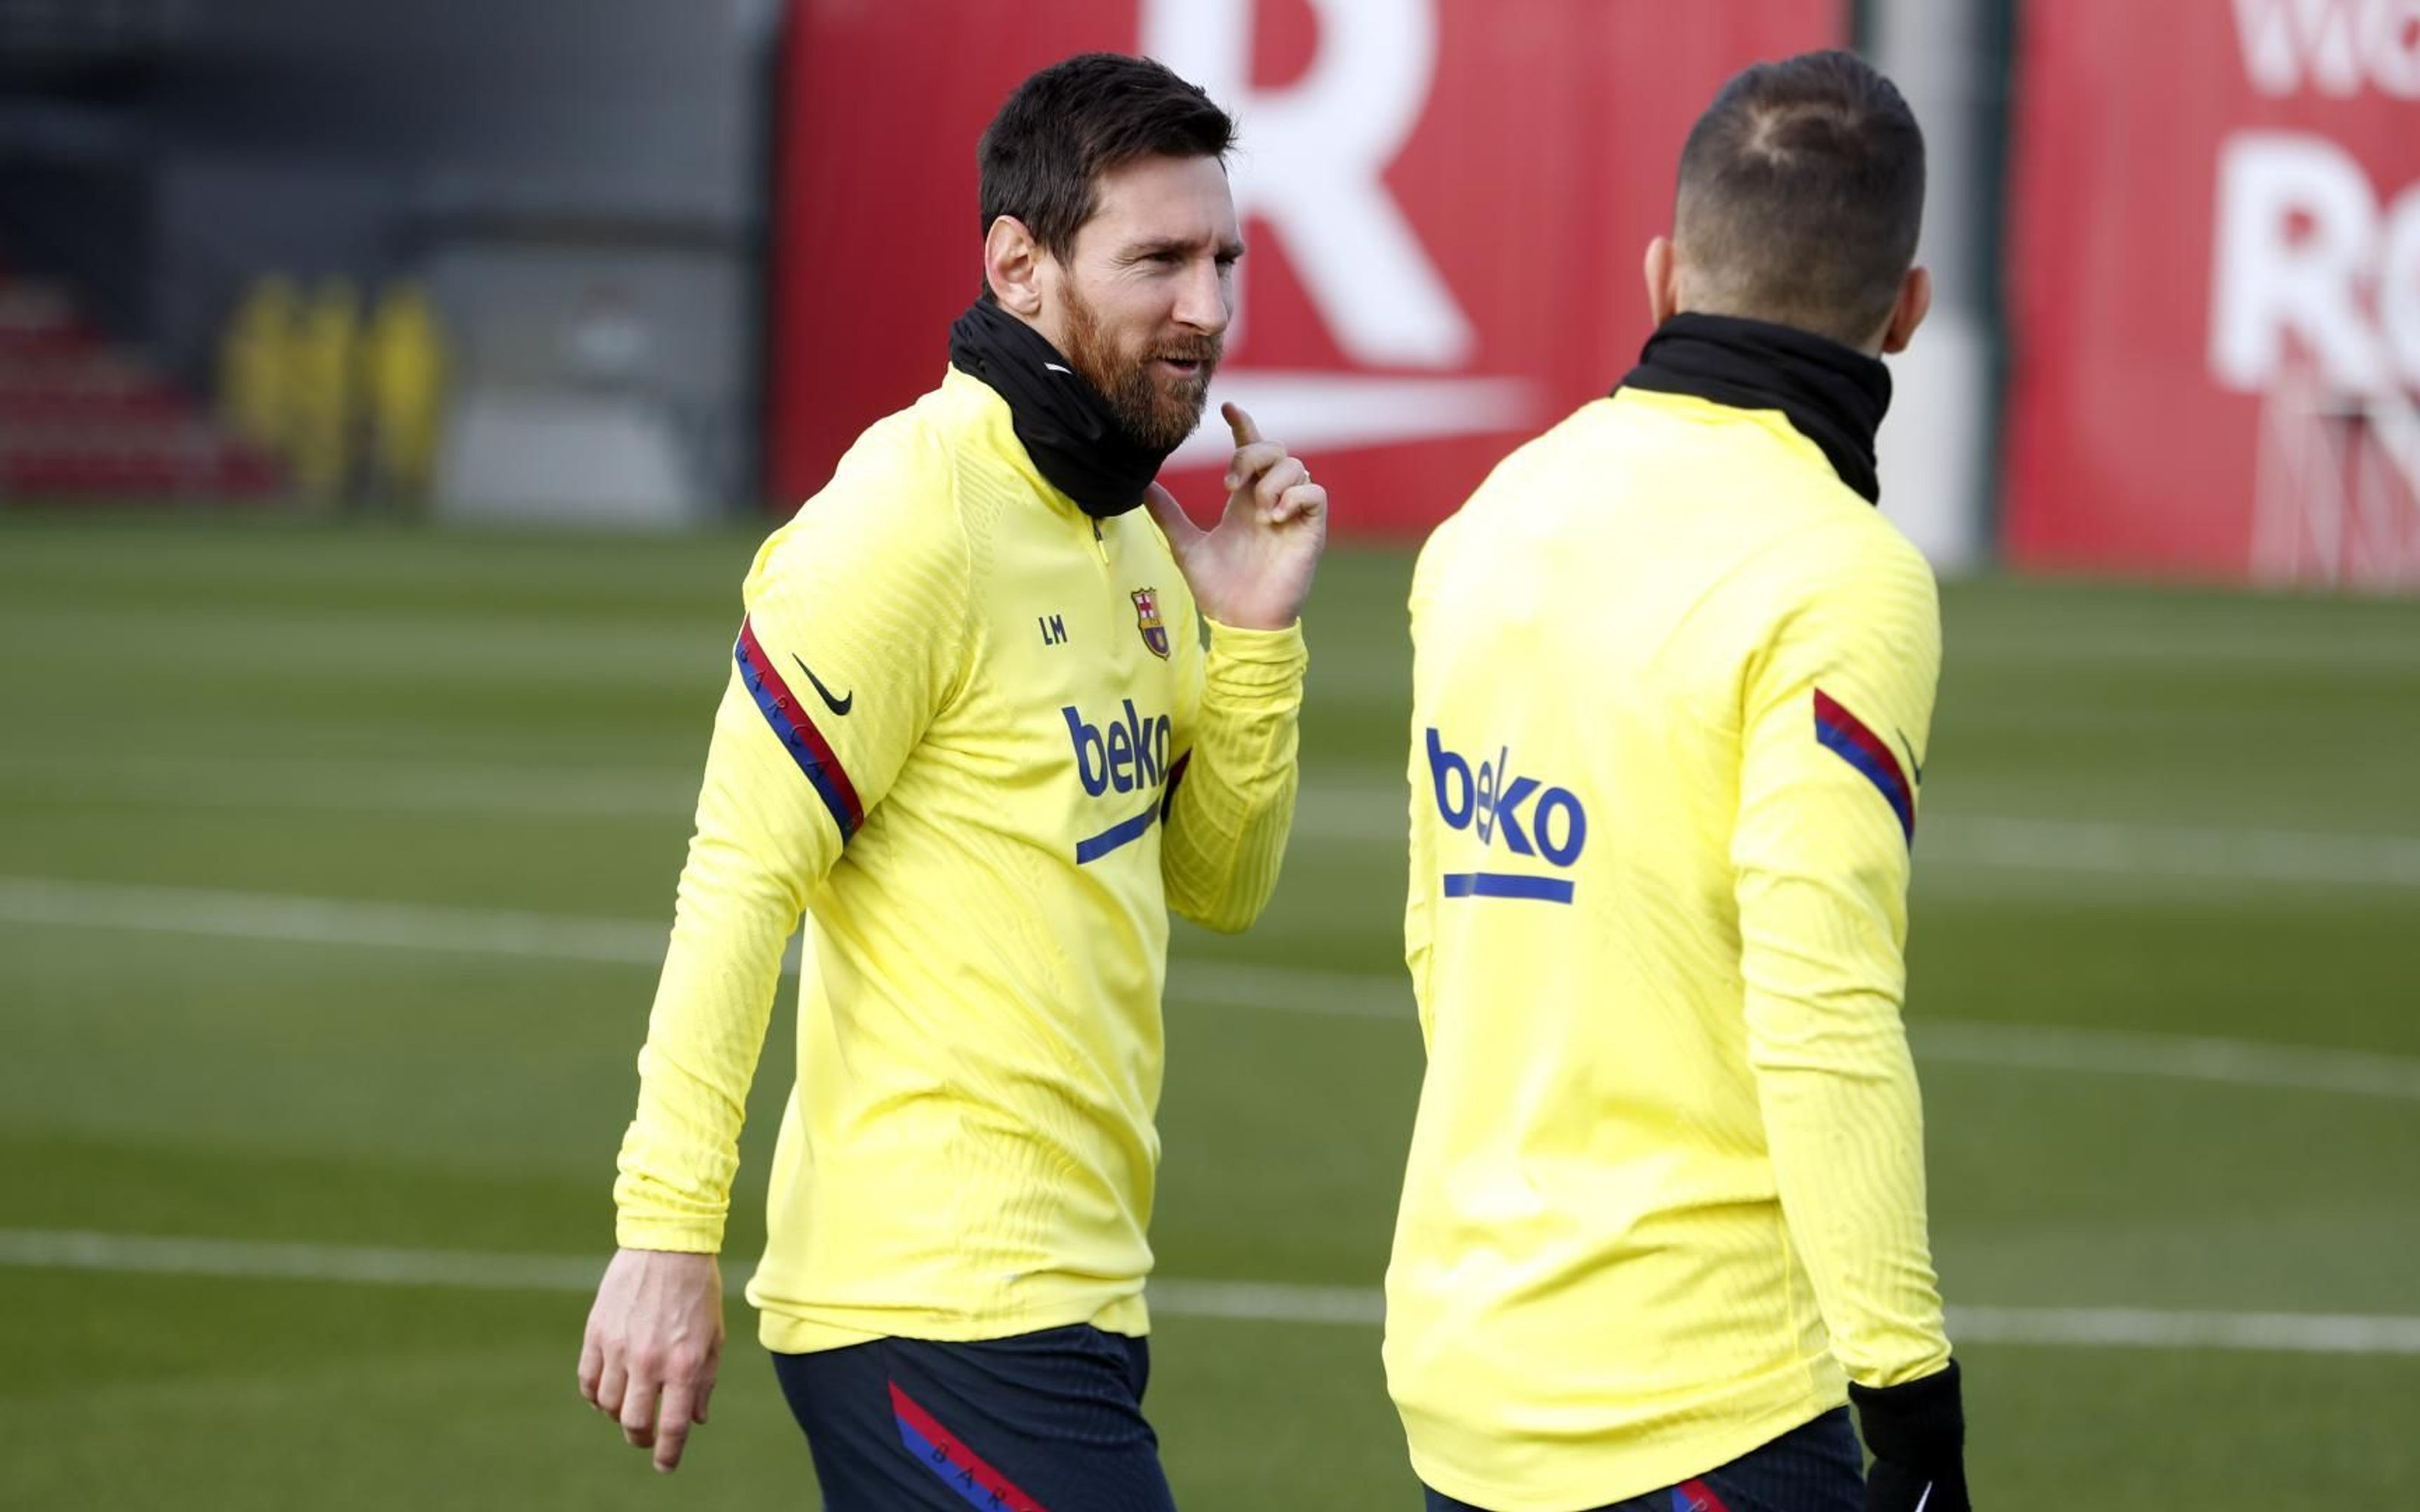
978,53 -> 1236,285
1674,50 -> 1925,345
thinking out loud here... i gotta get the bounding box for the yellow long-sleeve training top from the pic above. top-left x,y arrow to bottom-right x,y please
1385,386 -> 1950,1511
614,366 -> 1305,1355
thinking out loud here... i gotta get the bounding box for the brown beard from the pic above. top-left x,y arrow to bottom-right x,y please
1060,285 -> 1221,452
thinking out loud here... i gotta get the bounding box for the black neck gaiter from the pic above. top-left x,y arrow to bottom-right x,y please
1617,311 -> 1894,503
948,299 -> 1172,519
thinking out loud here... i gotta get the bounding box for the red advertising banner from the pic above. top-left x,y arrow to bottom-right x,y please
2003,0 -> 2420,585
766,0 -> 1839,534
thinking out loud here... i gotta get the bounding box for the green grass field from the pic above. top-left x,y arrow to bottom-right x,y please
3,516 -> 2417,1508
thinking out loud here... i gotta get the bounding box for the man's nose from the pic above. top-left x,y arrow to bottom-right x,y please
1173,259 -> 1230,336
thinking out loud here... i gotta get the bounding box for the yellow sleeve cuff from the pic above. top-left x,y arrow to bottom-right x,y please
1202,617 -> 1308,694
612,1214 -> 724,1256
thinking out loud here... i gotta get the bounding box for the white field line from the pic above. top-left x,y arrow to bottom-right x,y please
7,874 -> 2420,1104
0,754 -> 693,820
1923,816 -> 2420,891
11,751 -> 2420,890
5,1228 -> 2418,1357
1910,1022 -> 2420,1102
1166,958 -> 1409,1020
0,875 -> 670,969
1943,1305 -> 2420,1356
0,1228 -> 603,1293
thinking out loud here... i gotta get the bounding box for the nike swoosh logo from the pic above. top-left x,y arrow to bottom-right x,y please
1913,1483 -> 1934,1512
790,653 -> 852,717
1044,362 -> 1073,375
1894,729 -> 1926,786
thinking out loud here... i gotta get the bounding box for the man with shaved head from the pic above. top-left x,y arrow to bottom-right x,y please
1386,51 -> 1971,1512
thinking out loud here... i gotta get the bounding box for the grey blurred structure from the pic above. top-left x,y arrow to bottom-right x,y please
0,0 -> 781,522
1863,0 -> 2009,574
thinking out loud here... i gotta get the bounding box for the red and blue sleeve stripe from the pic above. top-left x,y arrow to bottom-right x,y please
734,617 -> 864,841
889,1381 -> 1050,1512
1813,688 -> 1915,844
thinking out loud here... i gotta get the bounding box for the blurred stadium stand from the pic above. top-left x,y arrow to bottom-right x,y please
0,0 -> 777,521
0,261 -> 280,501
0,0 -> 278,502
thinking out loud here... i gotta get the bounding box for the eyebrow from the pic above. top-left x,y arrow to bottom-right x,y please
1121,235 -> 1247,262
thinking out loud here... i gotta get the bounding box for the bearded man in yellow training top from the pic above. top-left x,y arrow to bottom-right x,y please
575,52 -> 1326,1511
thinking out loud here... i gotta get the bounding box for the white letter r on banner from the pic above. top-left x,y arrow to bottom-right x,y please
1145,0 -> 1477,368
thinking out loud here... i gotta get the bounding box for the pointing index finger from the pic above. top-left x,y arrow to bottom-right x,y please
1223,401 -> 1261,449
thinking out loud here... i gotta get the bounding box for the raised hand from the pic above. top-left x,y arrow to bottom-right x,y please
1143,402 -> 1327,631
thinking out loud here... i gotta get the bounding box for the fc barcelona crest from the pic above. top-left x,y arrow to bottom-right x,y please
1131,588 -> 1170,659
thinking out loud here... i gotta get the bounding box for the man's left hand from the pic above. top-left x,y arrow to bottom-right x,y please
1144,402 -> 1326,631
